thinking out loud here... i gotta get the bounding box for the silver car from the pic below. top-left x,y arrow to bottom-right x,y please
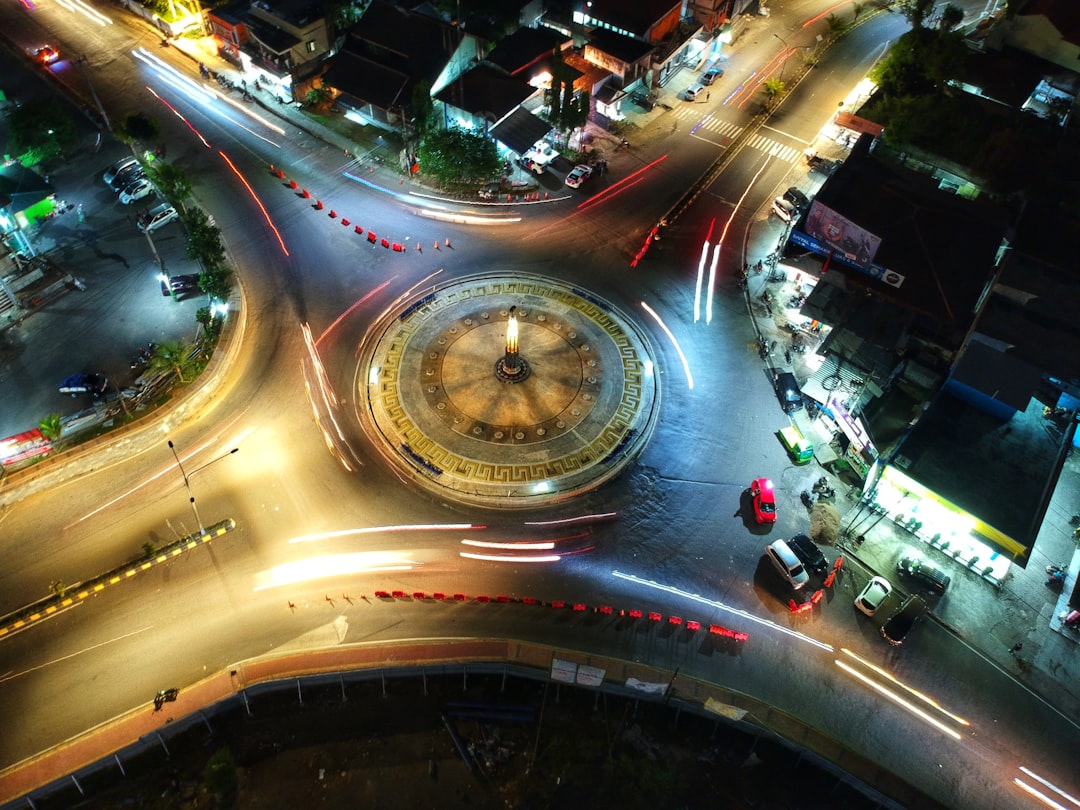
137,203 -> 178,233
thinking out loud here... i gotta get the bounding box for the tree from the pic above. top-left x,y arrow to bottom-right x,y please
118,112 -> 160,144
416,126 -> 501,187
6,98 -> 77,166
183,207 -> 226,268
892,0 -> 935,28
38,413 -> 62,441
199,265 -> 233,305
826,13 -> 847,35
761,77 -> 786,110
939,3 -> 964,29
410,80 -> 435,136
147,339 -> 203,383
145,162 -> 192,213
543,47 -> 586,133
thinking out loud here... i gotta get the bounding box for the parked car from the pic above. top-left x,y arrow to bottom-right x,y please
807,155 -> 841,176
787,532 -> 828,576
855,575 -> 893,616
630,92 -> 654,111
701,67 -> 724,86
880,595 -> 926,645
685,82 -> 706,101
160,273 -> 202,296
777,424 -> 813,464
897,555 -> 951,592
104,157 -> 140,188
750,477 -> 776,524
765,539 -> 809,590
138,203 -> 178,233
119,177 -> 155,205
783,186 -> 810,212
565,164 -> 593,189
772,196 -> 798,223
59,373 -> 108,397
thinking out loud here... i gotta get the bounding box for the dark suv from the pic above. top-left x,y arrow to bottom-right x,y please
880,595 -> 926,646
783,187 -> 810,212
897,555 -> 950,592
787,533 -> 828,576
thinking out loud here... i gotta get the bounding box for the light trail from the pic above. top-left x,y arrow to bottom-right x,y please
803,1 -> 852,27
840,648 -> 970,726
217,150 -> 289,256
833,659 -> 963,740
733,49 -> 792,109
71,414 -> 248,524
253,553 -> 415,590
146,87 -> 211,148
693,233 -> 710,324
55,0 -> 111,25
523,512 -> 618,526
461,539 -> 556,550
640,302 -> 694,389
705,243 -> 720,324
612,570 -> 833,651
1014,780 -> 1070,810
317,278 -> 395,346
1017,766 -> 1080,809
133,48 -> 284,144
576,154 -> 668,211
290,524 -> 484,544
459,552 -> 561,563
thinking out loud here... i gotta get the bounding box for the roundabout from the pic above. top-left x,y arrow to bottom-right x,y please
358,274 -> 660,508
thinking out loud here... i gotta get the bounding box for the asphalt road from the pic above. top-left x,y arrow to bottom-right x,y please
0,3 -> 1074,809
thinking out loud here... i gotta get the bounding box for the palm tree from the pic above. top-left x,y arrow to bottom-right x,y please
761,78 -> 786,110
147,339 -> 202,383
38,413 -> 62,441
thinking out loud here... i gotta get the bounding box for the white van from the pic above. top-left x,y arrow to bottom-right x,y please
765,540 -> 809,590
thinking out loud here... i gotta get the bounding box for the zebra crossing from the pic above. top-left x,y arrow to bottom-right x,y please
672,109 -> 803,163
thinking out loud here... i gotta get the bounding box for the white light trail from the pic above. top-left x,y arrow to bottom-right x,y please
133,48 -> 285,141
612,570 -> 833,651
640,302 -> 694,389
1018,767 -> 1080,809
55,0 -> 111,25
834,659 -> 962,740
706,243 -> 721,324
459,552 -> 561,563
253,553 -> 414,590
524,512 -> 617,526
461,539 -> 556,550
1014,780 -> 1069,810
290,524 -> 482,543
840,648 -> 969,726
693,239 -> 709,323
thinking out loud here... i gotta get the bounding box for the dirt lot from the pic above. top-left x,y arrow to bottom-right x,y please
54,674 -> 887,810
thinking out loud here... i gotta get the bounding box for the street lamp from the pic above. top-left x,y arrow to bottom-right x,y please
167,440 -> 238,536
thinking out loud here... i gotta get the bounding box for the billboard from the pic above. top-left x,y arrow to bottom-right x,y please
804,201 -> 882,269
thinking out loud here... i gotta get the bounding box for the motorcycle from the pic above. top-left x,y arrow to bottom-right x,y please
1047,570 -> 1066,590
800,490 -> 814,509
1046,562 -> 1068,576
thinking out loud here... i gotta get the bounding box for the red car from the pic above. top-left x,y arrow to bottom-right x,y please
750,477 -> 776,524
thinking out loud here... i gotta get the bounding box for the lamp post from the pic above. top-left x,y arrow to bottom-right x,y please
167,440 -> 238,535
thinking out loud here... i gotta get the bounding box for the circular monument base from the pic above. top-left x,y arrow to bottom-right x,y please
357,274 -> 660,508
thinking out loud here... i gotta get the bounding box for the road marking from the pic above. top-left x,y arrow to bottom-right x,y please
0,625 -> 153,683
